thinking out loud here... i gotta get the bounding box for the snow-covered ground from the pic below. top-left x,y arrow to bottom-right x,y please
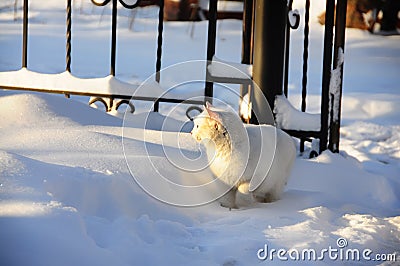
0,1 -> 399,265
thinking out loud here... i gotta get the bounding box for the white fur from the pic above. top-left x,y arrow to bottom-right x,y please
191,103 -> 296,209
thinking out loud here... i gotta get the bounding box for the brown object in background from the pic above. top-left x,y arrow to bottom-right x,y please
164,0 -> 199,21
164,0 -> 244,21
318,0 -> 381,30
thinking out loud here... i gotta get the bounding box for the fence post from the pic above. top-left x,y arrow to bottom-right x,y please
22,0 -> 28,68
329,0 -> 347,152
240,0 -> 254,122
320,0 -> 335,153
251,0 -> 287,124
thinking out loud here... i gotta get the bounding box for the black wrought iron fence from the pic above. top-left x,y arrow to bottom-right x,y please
204,0 -> 347,155
3,0 -> 203,112
1,0 -> 347,155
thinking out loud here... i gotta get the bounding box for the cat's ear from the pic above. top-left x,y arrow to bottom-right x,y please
205,102 -> 221,123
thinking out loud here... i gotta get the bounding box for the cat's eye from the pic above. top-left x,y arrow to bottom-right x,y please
196,125 -> 199,128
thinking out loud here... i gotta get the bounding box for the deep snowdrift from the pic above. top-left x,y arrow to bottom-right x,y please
1,91 -> 399,265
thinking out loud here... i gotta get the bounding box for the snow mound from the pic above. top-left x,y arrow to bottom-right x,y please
0,92 -> 121,128
342,121 -> 393,141
342,93 -> 400,124
0,151 -> 205,266
264,206 -> 400,257
289,151 -> 399,214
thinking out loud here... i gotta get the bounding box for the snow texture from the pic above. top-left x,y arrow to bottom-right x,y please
208,56 -> 253,79
239,93 -> 251,121
329,48 -> 345,123
274,95 -> 321,131
0,68 -> 205,100
0,68 -> 162,97
199,0 -> 244,12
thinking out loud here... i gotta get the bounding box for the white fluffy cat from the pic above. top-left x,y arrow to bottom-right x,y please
191,102 -> 296,209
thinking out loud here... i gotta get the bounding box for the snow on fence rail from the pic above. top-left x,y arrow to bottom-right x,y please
0,68 -> 204,108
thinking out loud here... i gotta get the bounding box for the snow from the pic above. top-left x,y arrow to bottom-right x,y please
239,92 -> 251,121
1,1 -> 400,265
329,47 -> 344,123
208,55 -> 252,79
274,95 -> 321,131
0,66 -> 206,100
0,68 -> 160,97
199,0 -> 244,13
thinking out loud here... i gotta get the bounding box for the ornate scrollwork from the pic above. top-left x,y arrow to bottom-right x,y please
185,106 -> 203,121
287,0 -> 300,30
118,0 -> 142,9
91,0 -> 143,9
309,150 -> 319,159
115,99 -> 135,113
89,97 -> 110,111
91,0 -> 112,7
288,9 -> 300,29
89,97 -> 135,113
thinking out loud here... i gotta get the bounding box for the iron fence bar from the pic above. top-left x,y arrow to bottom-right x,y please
329,0 -> 347,152
91,0 -> 117,76
22,0 -> 28,68
90,0 -> 165,111
299,0 -> 310,153
284,0 -> 294,97
301,0 -> 310,113
66,0 -> 72,72
205,0 -> 218,100
283,129 -> 322,140
111,0 -> 117,76
320,0 -> 335,153
209,76 -> 252,86
153,0 -> 165,112
156,0 -> 164,82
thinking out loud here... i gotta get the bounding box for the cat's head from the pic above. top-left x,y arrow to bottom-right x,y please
191,102 -> 226,143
